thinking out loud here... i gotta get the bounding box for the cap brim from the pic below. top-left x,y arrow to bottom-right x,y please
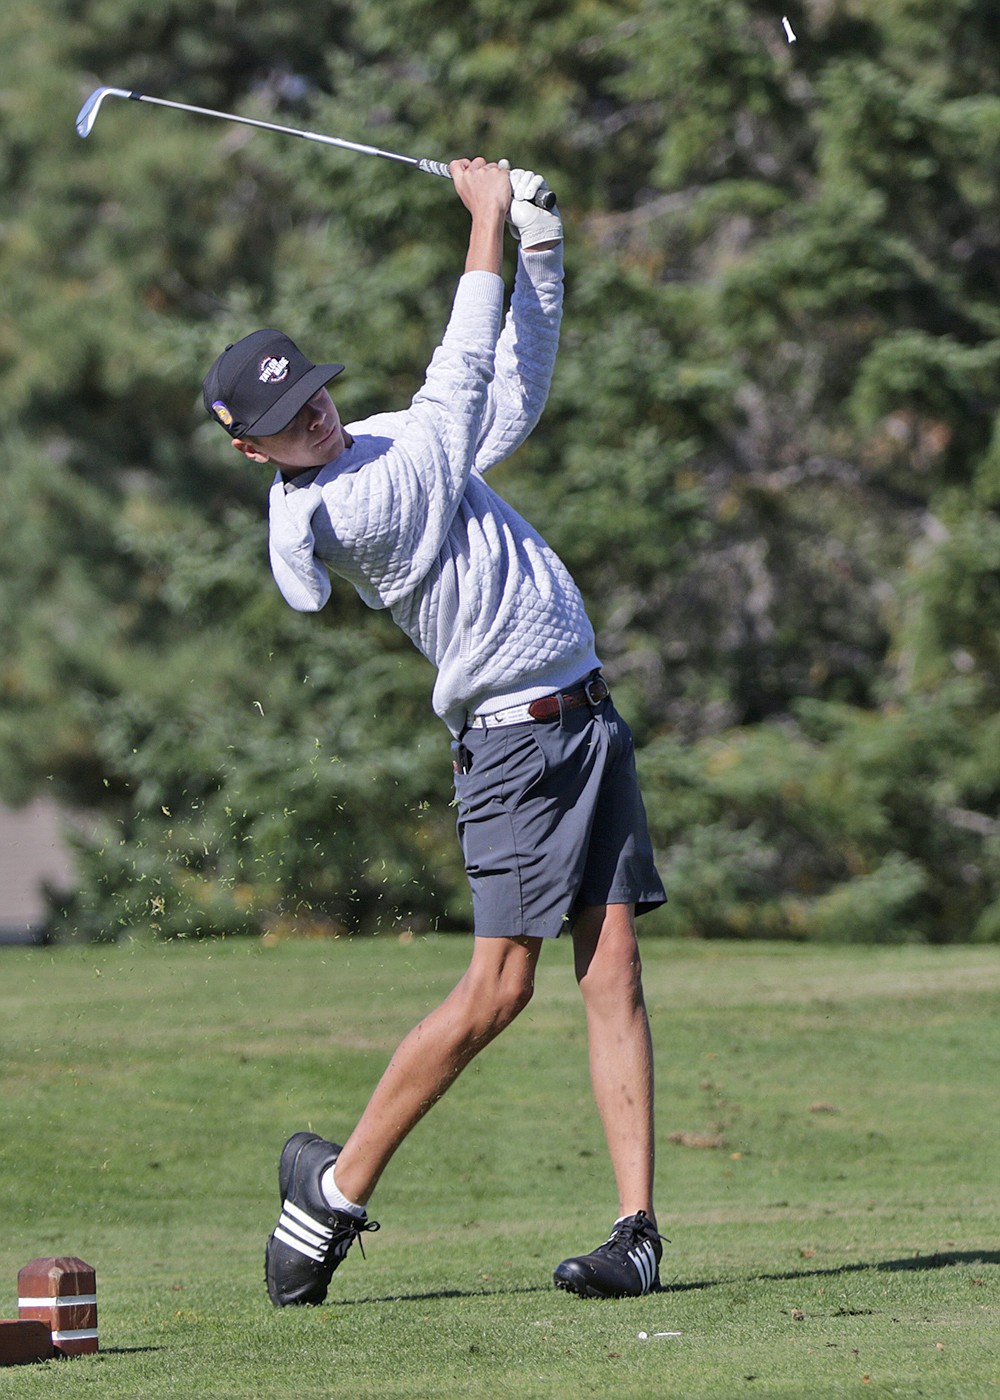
246,363 -> 345,438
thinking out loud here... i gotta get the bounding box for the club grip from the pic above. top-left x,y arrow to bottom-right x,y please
419,158 -> 557,209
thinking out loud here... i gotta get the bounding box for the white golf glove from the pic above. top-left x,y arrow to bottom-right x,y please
505,166 -> 562,246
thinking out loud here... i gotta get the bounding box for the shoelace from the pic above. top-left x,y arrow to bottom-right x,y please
328,1214 -> 381,1262
604,1211 -> 666,1256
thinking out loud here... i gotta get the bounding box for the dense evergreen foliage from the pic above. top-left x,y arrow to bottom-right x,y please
1,0 -> 998,941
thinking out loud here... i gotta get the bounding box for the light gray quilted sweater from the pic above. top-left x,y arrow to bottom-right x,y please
267,245 -> 599,735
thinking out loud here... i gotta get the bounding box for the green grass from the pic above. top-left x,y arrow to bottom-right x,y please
0,936 -> 997,1398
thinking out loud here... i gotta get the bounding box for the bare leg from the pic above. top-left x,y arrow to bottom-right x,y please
333,934 -> 543,1205
572,903 -> 656,1222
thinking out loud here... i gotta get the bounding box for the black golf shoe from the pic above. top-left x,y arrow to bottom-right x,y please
553,1210 -> 663,1298
265,1131 -> 379,1306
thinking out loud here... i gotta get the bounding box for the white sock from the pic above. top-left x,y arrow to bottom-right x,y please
320,1164 -> 366,1218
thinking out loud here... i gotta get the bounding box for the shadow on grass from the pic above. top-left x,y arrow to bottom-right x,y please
98,1347 -> 165,1355
15,1346 -> 164,1369
664,1250 -> 1000,1293
333,1284 -> 553,1306
329,1252 -> 998,1306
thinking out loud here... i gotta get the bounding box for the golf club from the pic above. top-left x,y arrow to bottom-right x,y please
75,86 -> 557,209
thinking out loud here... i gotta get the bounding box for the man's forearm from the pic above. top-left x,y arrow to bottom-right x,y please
465,211 -> 506,276
450,159 -> 511,276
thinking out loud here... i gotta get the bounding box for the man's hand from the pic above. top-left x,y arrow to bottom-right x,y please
506,168 -> 562,249
451,158 -> 512,275
451,157 -> 513,219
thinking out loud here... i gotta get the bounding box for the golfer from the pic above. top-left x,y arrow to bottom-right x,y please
202,159 -> 667,1303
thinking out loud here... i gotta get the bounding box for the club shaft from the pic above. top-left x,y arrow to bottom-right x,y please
77,88 -> 556,208
133,91 -> 427,165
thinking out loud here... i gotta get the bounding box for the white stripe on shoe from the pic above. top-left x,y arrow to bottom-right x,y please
273,1225 -> 328,1263
273,1197 -> 335,1262
628,1240 -> 657,1293
282,1198 -> 334,1240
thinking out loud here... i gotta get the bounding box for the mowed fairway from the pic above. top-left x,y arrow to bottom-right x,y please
0,936 -> 997,1399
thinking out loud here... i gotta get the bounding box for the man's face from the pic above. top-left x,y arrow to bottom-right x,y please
235,387 -> 347,472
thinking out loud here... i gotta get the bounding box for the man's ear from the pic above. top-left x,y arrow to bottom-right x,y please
231,436 -> 271,464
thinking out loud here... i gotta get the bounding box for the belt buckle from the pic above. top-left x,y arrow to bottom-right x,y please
584,675 -> 606,706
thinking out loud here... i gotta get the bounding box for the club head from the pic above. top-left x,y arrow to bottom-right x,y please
75,86 -> 132,138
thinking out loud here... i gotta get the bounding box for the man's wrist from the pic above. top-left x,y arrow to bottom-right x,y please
465,212 -> 507,275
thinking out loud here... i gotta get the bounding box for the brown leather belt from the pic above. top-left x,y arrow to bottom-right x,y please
527,674 -> 610,721
468,674 -> 610,729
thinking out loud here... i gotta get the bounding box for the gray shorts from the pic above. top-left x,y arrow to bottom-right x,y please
451,698 -> 666,939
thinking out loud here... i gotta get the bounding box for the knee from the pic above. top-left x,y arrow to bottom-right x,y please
459,954 -> 535,1040
577,923 -> 646,1014
582,951 -> 644,1015
489,963 -> 535,1029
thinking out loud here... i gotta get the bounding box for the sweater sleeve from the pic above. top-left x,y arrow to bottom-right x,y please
268,478 -> 331,611
472,244 -> 563,474
268,271 -> 505,613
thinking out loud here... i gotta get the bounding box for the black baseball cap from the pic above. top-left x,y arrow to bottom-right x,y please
202,330 -> 344,438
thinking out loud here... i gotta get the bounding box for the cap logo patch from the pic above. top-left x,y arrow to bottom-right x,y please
258,355 -> 290,385
212,400 -> 234,427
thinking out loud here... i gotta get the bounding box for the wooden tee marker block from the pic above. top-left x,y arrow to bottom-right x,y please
0,1320 -> 55,1366
17,1257 -> 98,1357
